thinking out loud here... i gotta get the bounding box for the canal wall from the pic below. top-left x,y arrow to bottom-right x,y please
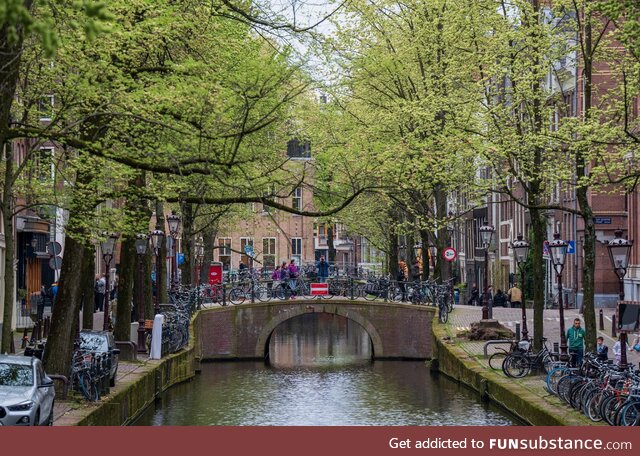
431,325 -> 594,426
70,321 -> 199,426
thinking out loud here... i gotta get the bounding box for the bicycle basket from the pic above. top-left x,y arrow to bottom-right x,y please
517,340 -> 530,352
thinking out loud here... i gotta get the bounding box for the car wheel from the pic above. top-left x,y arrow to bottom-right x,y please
47,402 -> 55,426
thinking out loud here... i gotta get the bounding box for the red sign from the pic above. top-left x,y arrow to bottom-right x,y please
209,262 -> 223,285
442,247 -> 457,262
310,283 -> 329,296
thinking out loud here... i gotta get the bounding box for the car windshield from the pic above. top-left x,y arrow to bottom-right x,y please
0,363 -> 33,387
79,333 -> 108,352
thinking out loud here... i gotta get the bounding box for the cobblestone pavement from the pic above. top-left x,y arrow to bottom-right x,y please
447,304 -> 640,366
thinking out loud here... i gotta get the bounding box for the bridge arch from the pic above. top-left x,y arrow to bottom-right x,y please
254,306 -> 384,359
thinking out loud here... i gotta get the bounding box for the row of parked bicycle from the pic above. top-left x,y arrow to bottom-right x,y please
488,338 -> 639,426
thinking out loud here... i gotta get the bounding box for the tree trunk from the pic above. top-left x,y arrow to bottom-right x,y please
530,208 -> 546,351
43,235 -> 86,376
327,224 -> 336,263
419,228 -> 430,281
433,185 -> 450,283
155,201 -> 168,304
114,235 -> 135,341
181,202 -> 194,285
1,145 -> 15,353
80,247 -> 95,330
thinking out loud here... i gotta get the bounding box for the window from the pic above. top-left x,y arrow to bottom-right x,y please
37,95 -> 54,120
218,238 -> 231,270
240,237 -> 254,267
262,238 -> 276,269
292,187 -> 303,212
291,237 -> 302,265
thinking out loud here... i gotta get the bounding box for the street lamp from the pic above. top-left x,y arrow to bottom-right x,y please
548,232 -> 568,357
167,210 -> 181,290
607,228 -> 633,368
479,221 -> 495,320
512,234 -> 530,341
100,232 -> 119,331
194,237 -> 205,310
135,234 -> 149,353
151,228 -> 165,313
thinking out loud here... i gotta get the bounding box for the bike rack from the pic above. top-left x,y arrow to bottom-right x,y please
483,340 -> 516,358
48,374 -> 69,400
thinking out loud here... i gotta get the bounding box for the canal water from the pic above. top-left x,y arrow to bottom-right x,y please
133,313 -> 520,426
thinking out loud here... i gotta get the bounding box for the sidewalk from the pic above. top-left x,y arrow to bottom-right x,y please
441,304 -> 638,425
448,304 -> 640,366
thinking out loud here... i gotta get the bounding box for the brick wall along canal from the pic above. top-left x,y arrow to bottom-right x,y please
133,313 -> 520,425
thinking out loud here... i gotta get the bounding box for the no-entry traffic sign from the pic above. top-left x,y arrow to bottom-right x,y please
310,283 -> 329,296
442,247 -> 457,262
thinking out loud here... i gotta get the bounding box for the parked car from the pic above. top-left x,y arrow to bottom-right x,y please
0,354 -> 55,426
78,330 -> 120,387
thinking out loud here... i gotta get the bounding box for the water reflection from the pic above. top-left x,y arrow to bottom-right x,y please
133,312 -> 519,426
269,313 -> 372,367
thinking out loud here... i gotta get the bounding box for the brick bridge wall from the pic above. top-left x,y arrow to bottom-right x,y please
195,299 -> 435,360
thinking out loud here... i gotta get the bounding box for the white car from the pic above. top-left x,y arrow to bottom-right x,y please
0,355 -> 55,426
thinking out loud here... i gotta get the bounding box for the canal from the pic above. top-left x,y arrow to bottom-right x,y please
133,313 -> 520,426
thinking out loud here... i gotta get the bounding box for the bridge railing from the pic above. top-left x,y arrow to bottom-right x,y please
189,277 -> 451,307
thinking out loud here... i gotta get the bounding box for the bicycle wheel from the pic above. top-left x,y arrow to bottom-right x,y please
362,285 -> 379,301
228,288 -> 245,305
503,353 -> 529,378
545,366 -> 569,395
438,303 -> 448,324
79,373 -> 94,401
255,286 -> 270,302
618,401 -> 640,426
488,351 -> 508,370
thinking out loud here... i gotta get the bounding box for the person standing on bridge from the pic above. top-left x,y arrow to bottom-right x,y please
288,259 -> 299,299
507,283 -> 522,309
316,256 -> 329,283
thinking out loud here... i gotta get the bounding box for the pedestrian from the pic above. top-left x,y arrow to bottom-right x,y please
94,274 -> 106,312
566,318 -> 585,367
410,259 -> 421,282
632,334 -> 640,352
493,289 -> 508,307
468,283 -> 479,306
316,255 -> 329,283
612,336 -> 625,365
238,261 -> 247,279
596,336 -> 609,361
50,282 -> 58,308
288,259 -> 299,298
396,263 -> 406,301
279,261 -> 290,296
507,283 -> 522,308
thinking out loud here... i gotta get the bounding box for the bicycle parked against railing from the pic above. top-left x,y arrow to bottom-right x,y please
502,338 -> 558,378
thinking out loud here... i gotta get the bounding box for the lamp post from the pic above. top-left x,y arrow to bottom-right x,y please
151,228 -> 165,313
548,232 -> 568,357
479,221 -> 495,320
194,237 -> 205,310
512,234 -> 530,341
100,232 -> 119,331
167,210 -> 181,290
607,228 -> 633,368
135,234 -> 149,353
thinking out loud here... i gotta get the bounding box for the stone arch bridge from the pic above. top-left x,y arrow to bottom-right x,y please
194,299 -> 435,360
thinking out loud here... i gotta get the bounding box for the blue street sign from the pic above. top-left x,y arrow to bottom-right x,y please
177,252 -> 185,265
567,240 -> 575,255
244,245 -> 254,256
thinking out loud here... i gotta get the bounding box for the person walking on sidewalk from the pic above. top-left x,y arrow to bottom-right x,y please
566,318 -> 585,367
316,256 -> 329,283
507,284 -> 522,308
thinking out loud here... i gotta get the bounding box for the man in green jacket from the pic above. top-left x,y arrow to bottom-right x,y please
566,318 -> 585,367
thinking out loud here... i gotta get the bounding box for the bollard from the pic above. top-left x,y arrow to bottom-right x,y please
223,283 -> 227,306
251,282 -> 255,304
35,321 -> 42,341
30,322 -> 38,344
599,309 -> 604,331
515,323 -> 520,341
21,327 -> 29,349
612,314 -> 617,338
43,317 -> 50,338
